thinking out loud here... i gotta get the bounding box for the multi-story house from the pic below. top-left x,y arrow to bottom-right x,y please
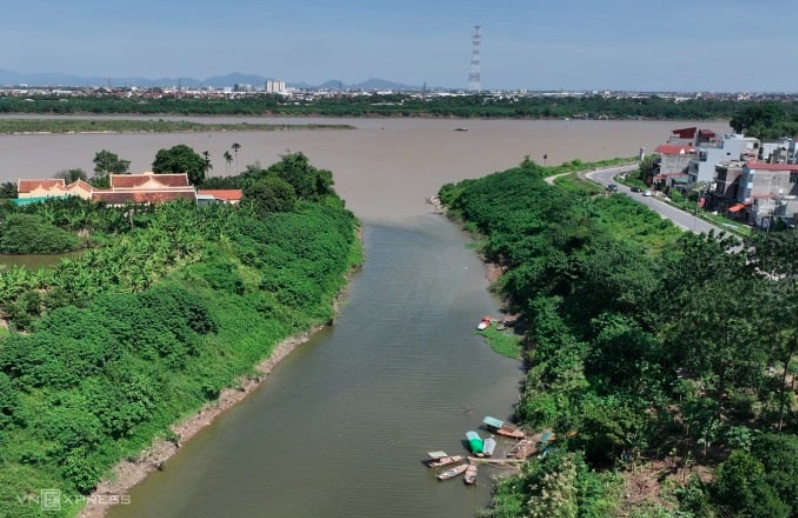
731,161 -> 798,228
687,134 -> 761,187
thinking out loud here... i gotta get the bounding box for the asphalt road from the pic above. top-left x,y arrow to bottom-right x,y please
586,166 -> 725,235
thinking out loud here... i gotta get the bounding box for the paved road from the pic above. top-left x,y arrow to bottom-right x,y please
586,165 -> 725,235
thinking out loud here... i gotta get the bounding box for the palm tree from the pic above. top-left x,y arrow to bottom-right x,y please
231,143 -> 241,174
223,151 -> 233,176
202,150 -> 213,176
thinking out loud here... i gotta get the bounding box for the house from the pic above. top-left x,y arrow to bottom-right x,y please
652,144 -> 695,190
16,172 -> 204,206
17,178 -> 93,200
90,172 -> 197,205
197,189 -> 243,205
687,134 -> 761,186
733,161 -> 798,228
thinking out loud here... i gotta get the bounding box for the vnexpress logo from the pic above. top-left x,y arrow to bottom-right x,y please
40,489 -> 61,512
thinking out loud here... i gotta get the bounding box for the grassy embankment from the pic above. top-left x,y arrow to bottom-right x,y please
443,157 -> 798,517
0,158 -> 361,518
0,119 -> 354,134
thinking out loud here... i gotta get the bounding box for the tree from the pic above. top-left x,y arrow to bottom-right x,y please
201,150 -> 212,176
223,151 -> 233,176
152,144 -> 207,185
92,150 -> 130,176
231,142 -> 241,174
54,168 -> 88,183
243,177 -> 296,213
0,182 -> 18,199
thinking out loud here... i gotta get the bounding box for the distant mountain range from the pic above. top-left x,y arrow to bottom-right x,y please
0,69 -> 426,91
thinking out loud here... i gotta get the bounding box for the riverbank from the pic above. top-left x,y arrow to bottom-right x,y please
78,324 -> 325,518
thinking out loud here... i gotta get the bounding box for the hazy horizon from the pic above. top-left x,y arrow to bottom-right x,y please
4,0 -> 794,92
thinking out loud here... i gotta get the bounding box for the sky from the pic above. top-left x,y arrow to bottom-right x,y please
3,0 -> 796,92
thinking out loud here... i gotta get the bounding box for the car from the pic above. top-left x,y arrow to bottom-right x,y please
606,184 -> 618,192
630,186 -> 642,193
643,190 -> 652,197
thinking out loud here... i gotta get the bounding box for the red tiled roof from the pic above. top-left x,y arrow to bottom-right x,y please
109,173 -> 190,189
65,179 -> 94,192
198,189 -> 243,202
92,190 -> 197,205
18,178 -> 66,193
655,144 -> 695,155
745,161 -> 798,172
671,127 -> 697,138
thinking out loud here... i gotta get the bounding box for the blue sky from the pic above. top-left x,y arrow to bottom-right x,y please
3,0 -> 795,92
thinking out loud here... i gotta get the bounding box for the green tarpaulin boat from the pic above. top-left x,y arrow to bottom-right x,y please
466,431 -> 484,455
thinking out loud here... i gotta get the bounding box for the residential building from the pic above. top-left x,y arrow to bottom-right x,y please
732,161 -> 798,227
687,134 -> 760,186
17,178 -> 93,200
652,144 -> 694,189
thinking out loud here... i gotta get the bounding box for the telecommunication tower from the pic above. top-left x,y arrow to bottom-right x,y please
467,25 -> 482,93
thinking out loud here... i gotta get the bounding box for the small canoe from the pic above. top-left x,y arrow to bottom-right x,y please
426,455 -> 464,468
437,463 -> 468,481
483,436 -> 497,457
466,431 -> 484,456
464,464 -> 478,485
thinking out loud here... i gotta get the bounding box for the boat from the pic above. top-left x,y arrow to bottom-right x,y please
466,431 -> 485,456
464,463 -> 478,485
426,454 -> 464,468
476,316 -> 492,330
482,416 -> 526,440
437,463 -> 468,481
454,127 -> 468,132
483,436 -> 497,457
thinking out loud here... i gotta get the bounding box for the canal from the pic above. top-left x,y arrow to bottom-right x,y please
107,215 -> 524,518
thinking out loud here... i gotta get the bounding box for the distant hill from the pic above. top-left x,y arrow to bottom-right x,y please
0,69 -> 424,91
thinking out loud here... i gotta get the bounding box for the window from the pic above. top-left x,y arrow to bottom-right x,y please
790,172 -> 798,183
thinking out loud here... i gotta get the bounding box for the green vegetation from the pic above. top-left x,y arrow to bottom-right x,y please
478,324 -> 523,360
0,153 -> 361,517
441,159 -> 798,517
3,93 -> 798,122
0,118 -> 355,134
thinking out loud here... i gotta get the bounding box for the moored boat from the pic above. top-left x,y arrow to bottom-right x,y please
466,431 -> 485,456
426,454 -> 464,468
437,463 -> 468,481
482,416 -> 526,440
476,316 -> 492,330
483,436 -> 497,457
464,463 -> 478,485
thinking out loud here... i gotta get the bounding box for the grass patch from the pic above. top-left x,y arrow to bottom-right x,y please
479,325 -> 523,360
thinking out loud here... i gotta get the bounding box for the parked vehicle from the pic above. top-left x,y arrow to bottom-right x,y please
606,184 -> 618,192
630,186 -> 642,193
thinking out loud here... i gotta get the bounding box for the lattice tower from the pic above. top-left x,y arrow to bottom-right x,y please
468,26 -> 481,93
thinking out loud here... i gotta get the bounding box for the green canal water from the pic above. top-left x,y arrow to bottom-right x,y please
106,215 -> 524,518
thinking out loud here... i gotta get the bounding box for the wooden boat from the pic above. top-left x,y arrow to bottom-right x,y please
426,454 -> 464,468
437,463 -> 468,481
466,431 -> 485,456
483,436 -> 497,457
483,416 -> 526,440
464,463 -> 478,484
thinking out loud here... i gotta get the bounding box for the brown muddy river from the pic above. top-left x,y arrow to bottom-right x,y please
0,117 -> 729,517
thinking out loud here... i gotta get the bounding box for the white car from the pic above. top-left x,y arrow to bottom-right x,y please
643,190 -> 652,197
